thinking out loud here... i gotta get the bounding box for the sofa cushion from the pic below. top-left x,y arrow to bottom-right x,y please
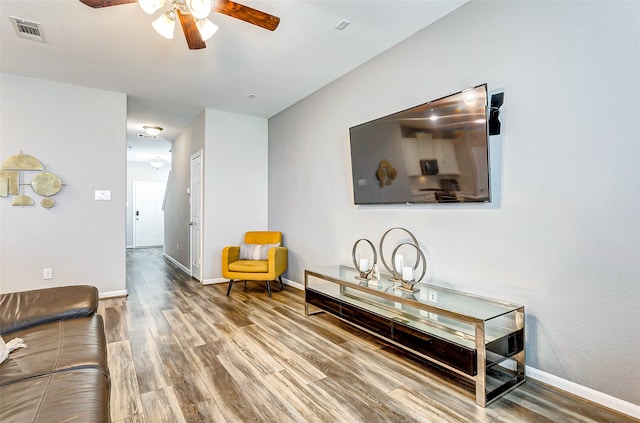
0,285 -> 98,335
229,259 -> 269,273
0,314 -> 108,386
0,368 -> 110,423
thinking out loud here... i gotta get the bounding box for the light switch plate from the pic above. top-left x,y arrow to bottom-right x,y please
95,190 -> 111,201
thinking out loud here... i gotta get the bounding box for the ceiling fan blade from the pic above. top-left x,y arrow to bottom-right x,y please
214,0 -> 280,31
79,0 -> 137,8
177,10 -> 206,50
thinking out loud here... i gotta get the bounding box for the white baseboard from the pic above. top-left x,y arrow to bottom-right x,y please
283,277 -> 303,290
526,366 -> 640,419
202,278 -> 227,285
162,253 -> 190,275
99,289 -> 128,299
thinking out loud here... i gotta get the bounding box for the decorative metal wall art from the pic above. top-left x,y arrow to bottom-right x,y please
1,152 -> 64,208
2,153 -> 44,171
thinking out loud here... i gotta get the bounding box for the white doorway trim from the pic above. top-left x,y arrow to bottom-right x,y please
190,150 -> 203,281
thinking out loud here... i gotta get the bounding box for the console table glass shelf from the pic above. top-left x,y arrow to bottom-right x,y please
304,265 -> 525,407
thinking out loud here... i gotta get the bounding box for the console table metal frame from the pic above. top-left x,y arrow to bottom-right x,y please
304,266 -> 525,407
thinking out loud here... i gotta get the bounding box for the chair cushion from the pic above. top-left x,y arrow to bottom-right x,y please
239,243 -> 280,260
228,260 -> 269,273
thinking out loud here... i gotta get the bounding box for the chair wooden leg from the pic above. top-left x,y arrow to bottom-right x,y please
266,280 -> 272,297
226,279 -> 234,296
278,276 -> 284,291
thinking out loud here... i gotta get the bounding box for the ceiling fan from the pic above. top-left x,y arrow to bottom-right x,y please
79,0 -> 280,50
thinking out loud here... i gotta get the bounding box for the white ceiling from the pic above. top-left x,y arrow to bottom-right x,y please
1,0 -> 467,163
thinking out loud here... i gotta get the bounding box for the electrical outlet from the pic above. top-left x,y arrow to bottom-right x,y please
176,243 -> 180,250
43,268 -> 53,280
428,289 -> 438,303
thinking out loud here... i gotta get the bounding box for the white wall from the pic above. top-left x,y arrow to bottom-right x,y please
126,161 -> 170,247
202,109 -> 268,282
0,74 -> 127,296
164,112 -> 205,269
269,0 -> 639,408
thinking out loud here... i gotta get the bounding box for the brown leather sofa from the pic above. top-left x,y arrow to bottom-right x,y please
0,285 -> 110,423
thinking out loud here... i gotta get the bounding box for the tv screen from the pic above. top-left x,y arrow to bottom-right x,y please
349,84 -> 490,204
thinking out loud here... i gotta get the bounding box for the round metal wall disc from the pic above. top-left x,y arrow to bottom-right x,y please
31,172 -> 62,196
41,198 -> 55,208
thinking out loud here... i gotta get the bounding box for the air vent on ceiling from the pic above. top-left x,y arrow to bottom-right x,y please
10,16 -> 46,43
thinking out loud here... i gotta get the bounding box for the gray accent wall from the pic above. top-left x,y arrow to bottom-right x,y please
1,74 -> 127,295
268,1 -> 640,405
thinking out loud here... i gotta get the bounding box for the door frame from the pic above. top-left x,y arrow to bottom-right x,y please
190,150 -> 203,281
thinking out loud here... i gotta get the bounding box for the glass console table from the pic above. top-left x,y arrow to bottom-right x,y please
304,265 -> 525,407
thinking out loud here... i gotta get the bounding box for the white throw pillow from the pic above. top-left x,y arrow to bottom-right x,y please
239,243 -> 280,260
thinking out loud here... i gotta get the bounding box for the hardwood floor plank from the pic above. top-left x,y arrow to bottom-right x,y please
162,308 -> 206,347
189,399 -> 229,423
262,370 -> 346,423
114,413 -> 146,423
101,248 -> 638,423
128,328 -> 169,394
104,304 -> 129,343
139,301 -> 173,338
140,386 -> 187,423
154,333 -> 202,382
243,324 -> 326,385
107,340 -> 144,421
197,358 -> 264,422
165,372 -> 213,423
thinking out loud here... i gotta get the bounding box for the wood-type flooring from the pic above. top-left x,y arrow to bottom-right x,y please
99,247 -> 637,422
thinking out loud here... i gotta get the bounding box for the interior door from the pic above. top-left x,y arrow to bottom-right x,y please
133,181 -> 165,247
190,151 -> 203,280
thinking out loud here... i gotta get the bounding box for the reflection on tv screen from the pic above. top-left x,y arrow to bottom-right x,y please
349,84 -> 490,205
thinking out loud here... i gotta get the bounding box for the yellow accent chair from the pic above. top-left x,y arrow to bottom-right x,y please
222,231 -> 288,297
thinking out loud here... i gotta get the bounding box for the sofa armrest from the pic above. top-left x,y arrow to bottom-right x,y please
0,285 -> 99,335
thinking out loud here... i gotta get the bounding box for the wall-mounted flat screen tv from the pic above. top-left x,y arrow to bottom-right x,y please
349,84 -> 490,204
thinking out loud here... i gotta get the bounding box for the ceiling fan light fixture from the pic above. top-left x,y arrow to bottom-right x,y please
196,18 -> 218,41
143,125 -> 164,136
139,0 -> 166,14
152,12 -> 176,39
187,0 -> 213,20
